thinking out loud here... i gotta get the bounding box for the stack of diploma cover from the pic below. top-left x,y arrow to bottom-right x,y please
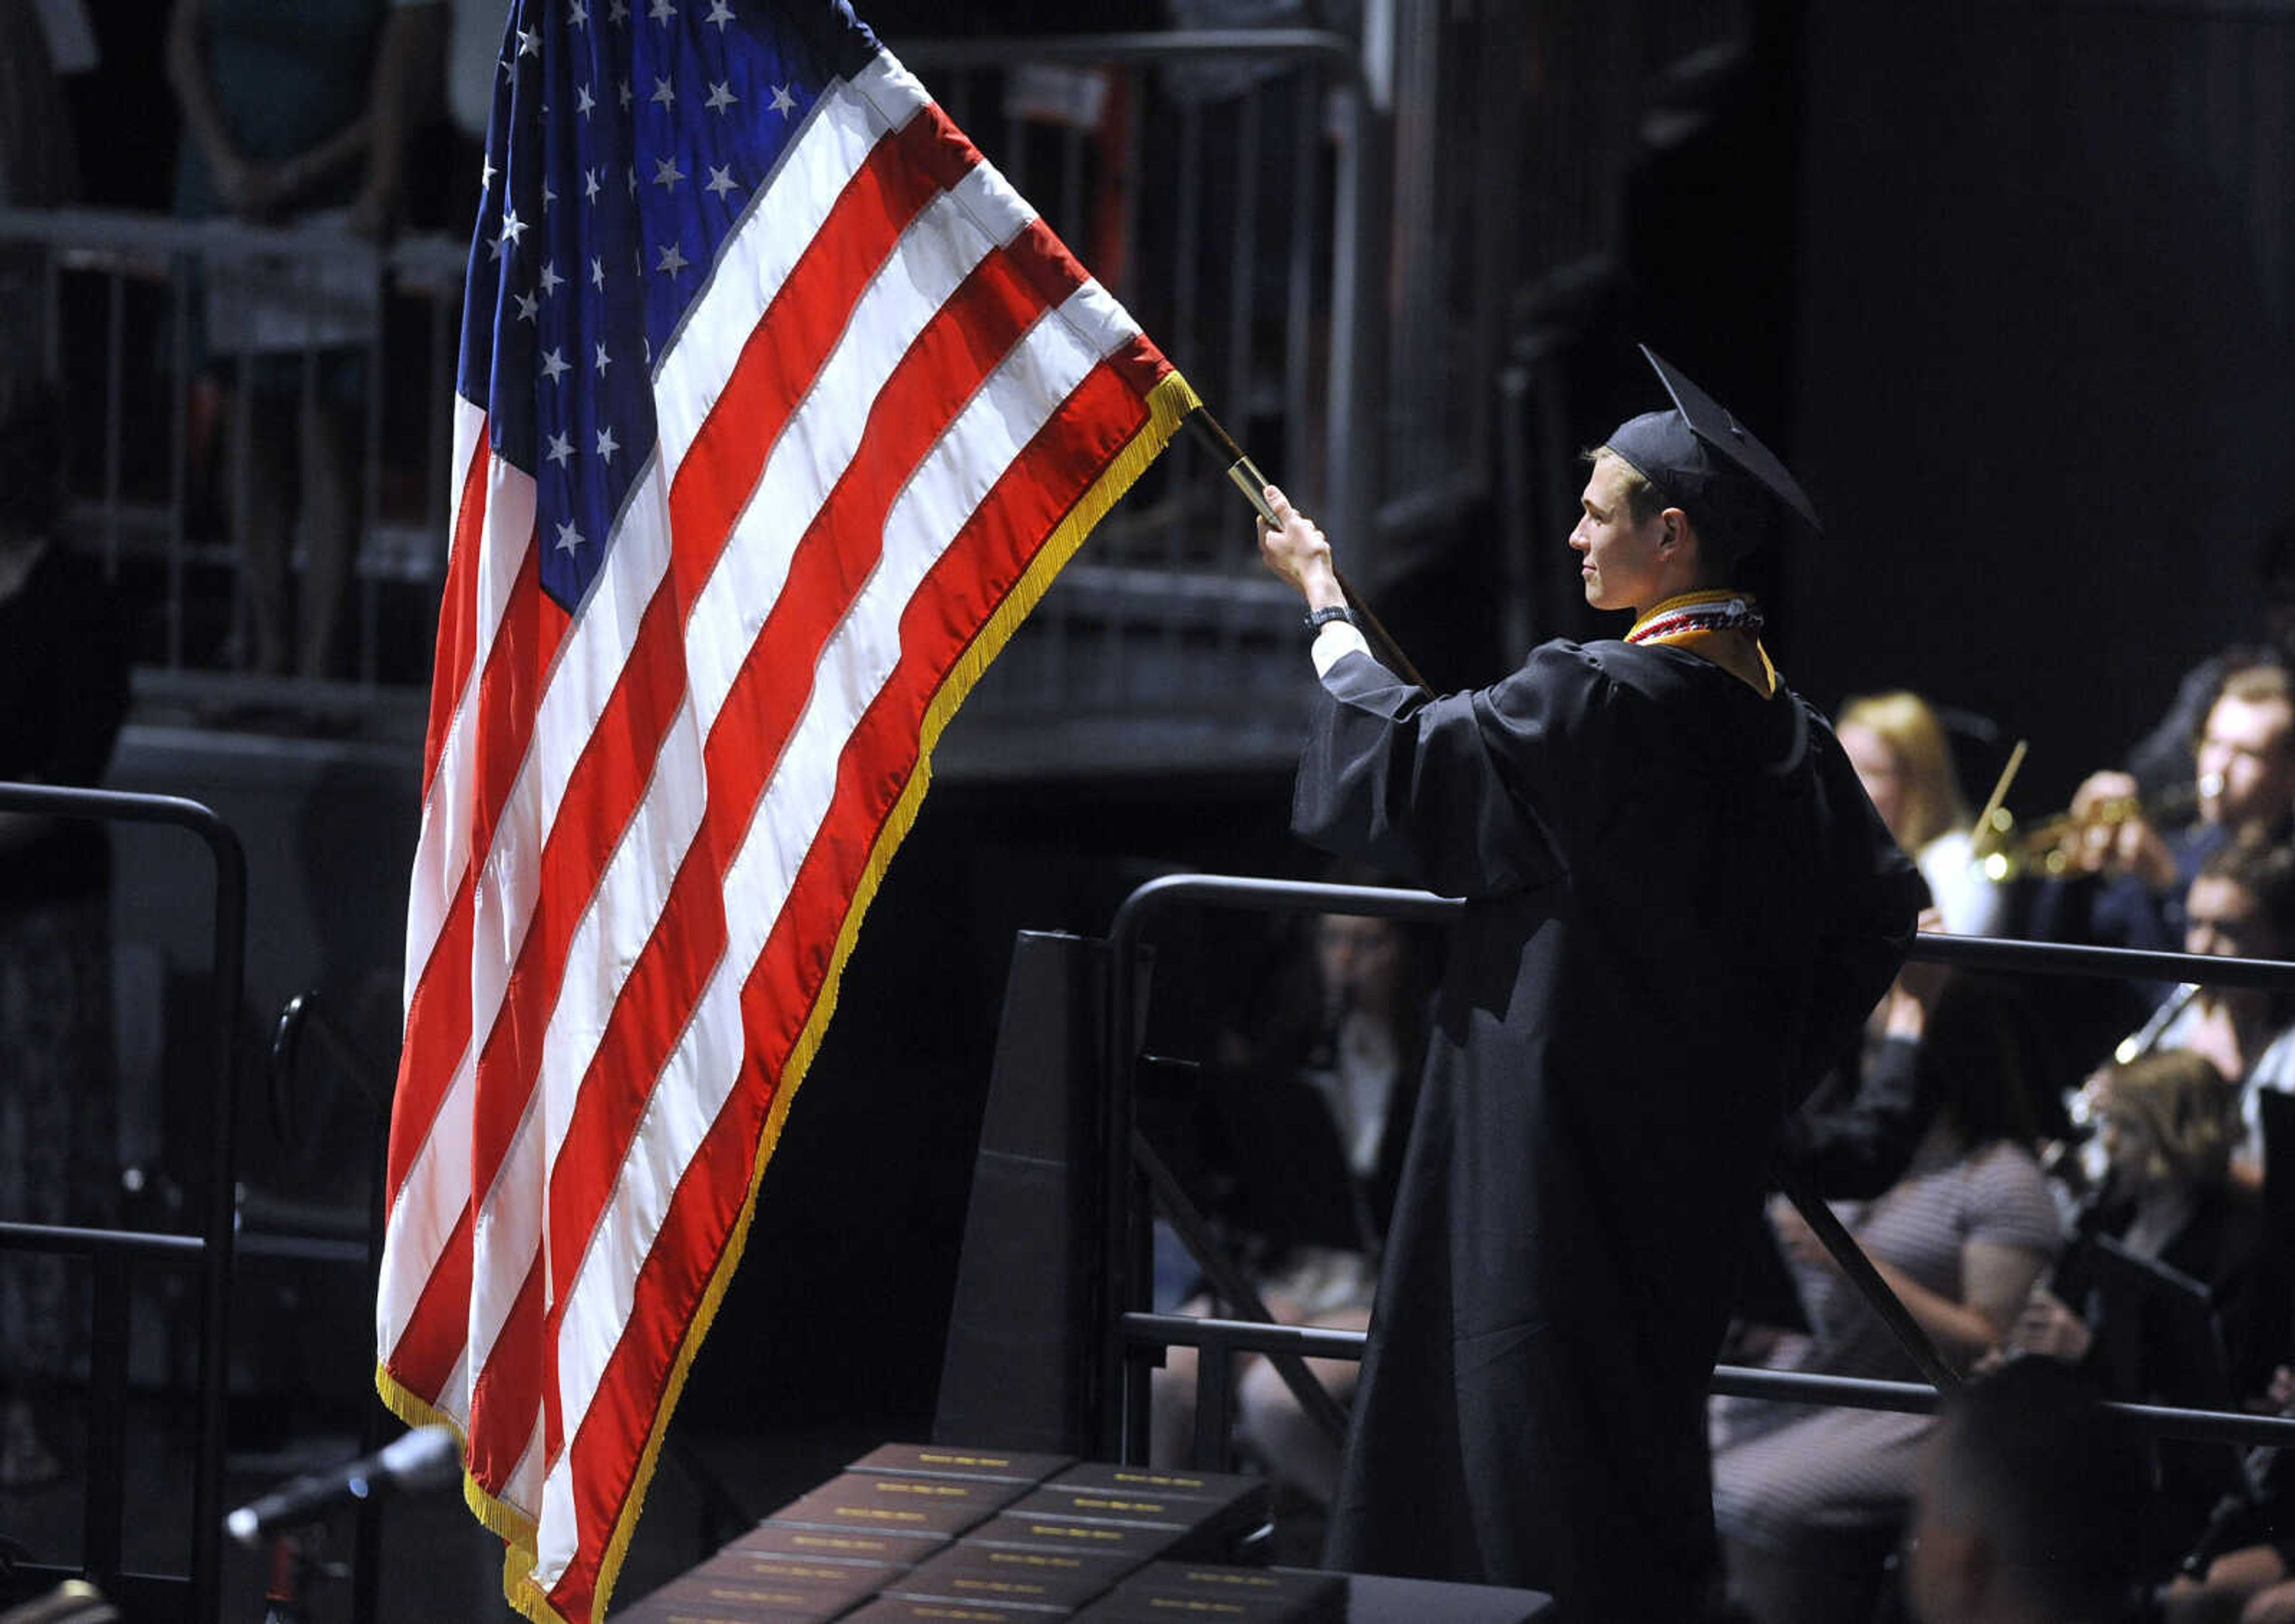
616,1443 -> 1345,1623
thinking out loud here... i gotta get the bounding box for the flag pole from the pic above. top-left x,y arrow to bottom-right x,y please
1183,405 -> 1434,698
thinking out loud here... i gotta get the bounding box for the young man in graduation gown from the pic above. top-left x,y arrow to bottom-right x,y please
1255,350 -> 1926,1622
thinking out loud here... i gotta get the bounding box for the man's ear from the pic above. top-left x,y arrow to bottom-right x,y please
1659,507 -> 1701,573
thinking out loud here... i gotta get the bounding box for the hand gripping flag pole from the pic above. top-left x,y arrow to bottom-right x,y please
1182,405 -> 1434,698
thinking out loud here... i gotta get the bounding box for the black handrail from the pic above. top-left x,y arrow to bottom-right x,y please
1121,1313 -> 2295,1451
268,991 -> 391,1624
0,782 -> 245,1624
1100,872 -> 2295,1470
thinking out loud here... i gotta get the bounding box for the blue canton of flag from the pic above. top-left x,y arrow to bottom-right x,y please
463,0 -> 869,610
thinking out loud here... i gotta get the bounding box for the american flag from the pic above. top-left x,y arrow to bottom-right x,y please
373,4 -> 1195,1619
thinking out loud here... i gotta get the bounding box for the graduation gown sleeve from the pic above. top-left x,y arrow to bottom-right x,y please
1291,643 -> 1614,900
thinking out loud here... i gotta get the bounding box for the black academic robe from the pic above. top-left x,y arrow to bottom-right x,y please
1298,639 -> 1921,1622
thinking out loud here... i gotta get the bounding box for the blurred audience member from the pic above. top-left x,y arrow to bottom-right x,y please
1840,691 -> 2005,935
2161,1383 -> 2295,1624
2060,663 -> 2295,952
2022,663 -> 2295,1080
1713,979 -> 2061,1624
1154,906 -> 1432,1506
0,372 -> 129,1487
166,0 -> 437,680
2128,521 -> 2295,812
2131,836 -> 2295,1197
2018,1053 -> 2268,1386
1904,1357 -> 2147,1624
2015,1050 -> 2281,1566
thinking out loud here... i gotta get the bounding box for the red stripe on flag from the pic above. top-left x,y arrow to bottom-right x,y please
385,531 -> 570,1401
548,365 -> 1152,1617
666,112 -> 970,608
740,365 -> 1149,1081
385,1206 -> 475,1402
468,578 -> 689,1207
461,576 -> 691,1491
540,243 -> 1054,1315
422,423 -> 495,800
388,530 -> 555,1212
386,885 -> 475,1207
467,1254 -> 546,1491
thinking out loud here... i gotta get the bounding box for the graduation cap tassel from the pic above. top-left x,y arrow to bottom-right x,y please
1183,405 -> 1434,699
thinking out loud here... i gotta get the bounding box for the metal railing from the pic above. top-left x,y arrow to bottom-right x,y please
0,207 -> 464,690
1097,873 -> 2295,1470
1,29 -> 1375,723
266,992 -> 391,1624
0,783 -> 247,1624
895,29 -> 1375,722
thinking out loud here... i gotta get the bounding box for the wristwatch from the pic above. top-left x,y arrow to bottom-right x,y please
1303,605 -> 1355,634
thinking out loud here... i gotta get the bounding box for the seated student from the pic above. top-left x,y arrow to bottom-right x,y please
2024,665 -> 2295,1074
1712,978 -> 2062,1624
1152,906 -> 1431,1503
2014,1050 -> 2278,1567
2126,521 -> 2295,812
1903,1357 -> 2148,1624
1838,690 -> 2006,937
2054,663 -> 2295,953
2143,835 -> 2295,1197
2158,1380 -> 2295,1624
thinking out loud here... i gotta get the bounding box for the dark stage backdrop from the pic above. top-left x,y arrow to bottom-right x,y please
1788,2 -> 2295,810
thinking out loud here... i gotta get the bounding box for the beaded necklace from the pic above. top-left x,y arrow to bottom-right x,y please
1625,589 -> 1779,699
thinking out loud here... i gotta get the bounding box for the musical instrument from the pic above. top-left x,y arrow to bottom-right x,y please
1964,739 -> 2208,881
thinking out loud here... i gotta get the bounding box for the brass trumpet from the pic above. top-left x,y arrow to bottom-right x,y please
1963,744 -> 2205,881
1969,797 -> 2143,881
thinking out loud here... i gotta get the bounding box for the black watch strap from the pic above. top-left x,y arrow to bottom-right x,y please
1304,605 -> 1355,634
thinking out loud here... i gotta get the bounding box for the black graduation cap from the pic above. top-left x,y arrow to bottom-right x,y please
1605,345 -> 1820,544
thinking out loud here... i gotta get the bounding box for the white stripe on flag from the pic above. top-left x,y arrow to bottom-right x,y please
531,286 -> 1118,1589
653,71 -> 913,475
